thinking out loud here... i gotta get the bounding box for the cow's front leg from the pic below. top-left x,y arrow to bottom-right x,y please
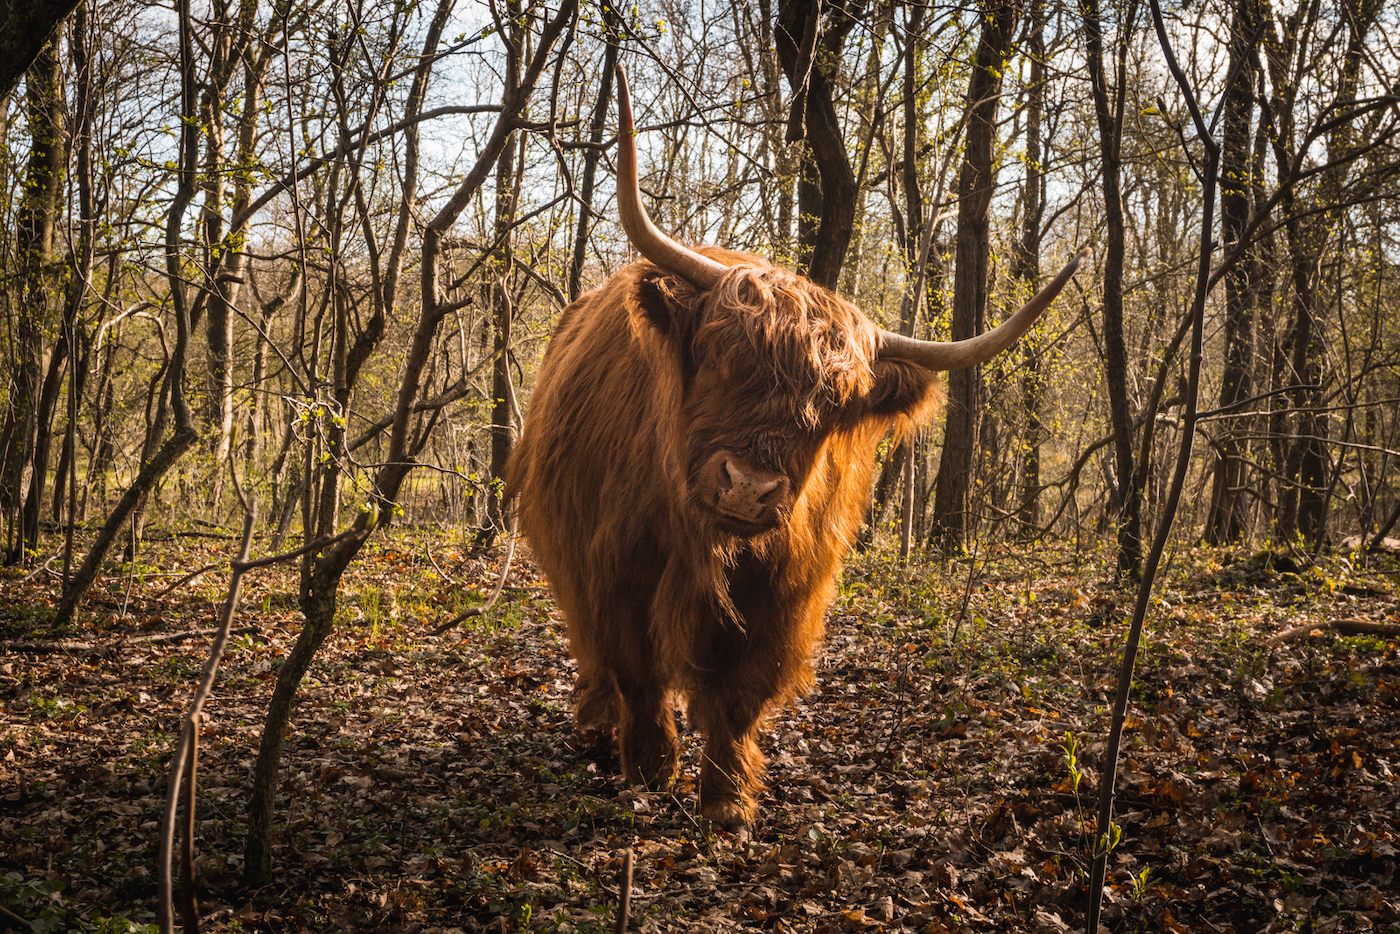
618,680 -> 678,789
690,692 -> 765,829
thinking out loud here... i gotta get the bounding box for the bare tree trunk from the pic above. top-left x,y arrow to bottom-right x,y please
1265,0 -> 1379,546
22,4 -> 95,554
1205,0 -> 1261,544
2,42 -> 66,565
245,275 -> 299,474
928,0 -> 1022,553
54,0 -> 201,623
54,3 -> 98,552
1081,0 -> 1140,577
1015,0 -> 1046,537
837,16 -> 886,299
859,440 -> 908,551
899,2 -> 925,324
480,6 -> 524,548
18,332 -> 68,561
887,2 -> 927,559
567,5 -> 619,303
776,0 -> 856,290
84,324 -> 118,520
200,1 -> 236,504
753,0 -> 796,260
244,0 -> 577,886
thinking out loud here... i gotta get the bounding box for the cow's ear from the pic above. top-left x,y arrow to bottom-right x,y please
631,270 -> 703,343
863,360 -> 942,420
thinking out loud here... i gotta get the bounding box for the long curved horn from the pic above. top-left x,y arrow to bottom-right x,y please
877,247 -> 1091,371
615,64 -> 727,291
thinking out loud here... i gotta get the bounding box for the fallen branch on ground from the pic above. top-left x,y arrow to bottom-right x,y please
132,625 -> 259,645
1,626 -> 260,655
20,555 -> 59,583
1268,617 -> 1400,645
1,640 -> 103,654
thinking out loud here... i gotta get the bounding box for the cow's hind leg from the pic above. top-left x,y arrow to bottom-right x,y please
573,664 -> 621,734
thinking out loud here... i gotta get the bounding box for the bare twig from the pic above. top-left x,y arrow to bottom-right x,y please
158,505 -> 257,934
1085,2 -> 1219,931
1,902 -> 33,927
233,528 -> 362,573
19,554 -> 58,583
153,564 -> 220,599
1196,384 -> 1324,420
431,524 -> 519,636
425,544 -> 462,586
948,535 -> 984,648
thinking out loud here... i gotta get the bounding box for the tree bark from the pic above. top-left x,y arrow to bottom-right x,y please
567,6 -> 619,303
481,44 -> 523,544
57,3 -> 94,576
1263,0 -> 1379,545
200,1 -> 237,497
0,0 -> 83,100
54,0 -> 201,622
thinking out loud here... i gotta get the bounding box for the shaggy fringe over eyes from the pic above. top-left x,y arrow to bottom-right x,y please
694,264 -> 875,427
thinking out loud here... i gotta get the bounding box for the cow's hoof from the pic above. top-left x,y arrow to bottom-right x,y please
623,752 -> 678,791
700,797 -> 753,831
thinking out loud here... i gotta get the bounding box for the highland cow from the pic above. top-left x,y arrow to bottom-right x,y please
507,66 -> 1088,828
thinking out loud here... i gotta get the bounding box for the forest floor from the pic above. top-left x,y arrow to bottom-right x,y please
1,529 -> 1398,933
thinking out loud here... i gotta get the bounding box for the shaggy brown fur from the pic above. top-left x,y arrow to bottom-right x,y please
506,247 -> 940,827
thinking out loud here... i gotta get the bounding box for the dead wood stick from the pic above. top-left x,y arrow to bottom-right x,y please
1268,617 -> 1400,645
132,625 -> 259,645
20,554 -> 58,583
1,640 -> 101,654
1,626 -> 260,655
1,901 -> 33,927
425,544 -> 462,586
615,848 -> 634,934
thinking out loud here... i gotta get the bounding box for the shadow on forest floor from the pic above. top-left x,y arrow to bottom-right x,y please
2,532 -> 1397,932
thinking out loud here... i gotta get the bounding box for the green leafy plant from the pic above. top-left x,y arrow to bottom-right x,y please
0,873 -> 157,934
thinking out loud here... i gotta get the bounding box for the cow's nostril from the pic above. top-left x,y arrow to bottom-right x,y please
757,478 -> 785,504
719,460 -> 739,492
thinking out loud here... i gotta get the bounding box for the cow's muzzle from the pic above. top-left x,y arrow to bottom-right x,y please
700,452 -> 788,534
